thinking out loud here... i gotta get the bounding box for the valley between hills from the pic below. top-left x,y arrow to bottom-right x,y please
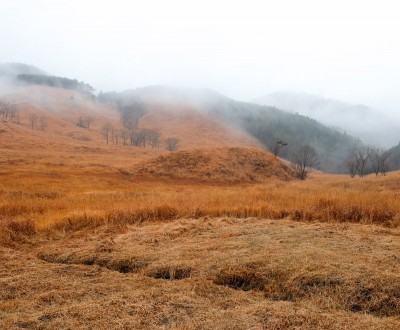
1,74 -> 400,329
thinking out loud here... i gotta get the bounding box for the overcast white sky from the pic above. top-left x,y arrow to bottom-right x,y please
1,0 -> 400,113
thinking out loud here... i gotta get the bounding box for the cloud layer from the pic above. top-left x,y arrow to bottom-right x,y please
1,0 -> 400,115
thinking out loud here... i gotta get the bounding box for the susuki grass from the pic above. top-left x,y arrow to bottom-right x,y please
1,161 -> 400,240
4,217 -> 399,329
3,85 -> 400,329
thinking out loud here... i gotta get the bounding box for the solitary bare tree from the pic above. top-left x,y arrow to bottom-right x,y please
291,145 -> 319,180
165,137 -> 179,151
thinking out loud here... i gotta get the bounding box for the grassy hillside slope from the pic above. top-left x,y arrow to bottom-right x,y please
101,86 -> 362,173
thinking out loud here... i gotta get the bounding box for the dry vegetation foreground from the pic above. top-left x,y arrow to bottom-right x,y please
1,218 -> 400,329
1,161 -> 400,329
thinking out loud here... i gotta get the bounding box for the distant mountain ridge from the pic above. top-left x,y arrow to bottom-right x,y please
254,91 -> 399,148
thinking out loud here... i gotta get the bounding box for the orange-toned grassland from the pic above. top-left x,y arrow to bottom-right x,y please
1,86 -> 400,329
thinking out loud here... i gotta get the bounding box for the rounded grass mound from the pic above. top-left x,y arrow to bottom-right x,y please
134,147 -> 295,183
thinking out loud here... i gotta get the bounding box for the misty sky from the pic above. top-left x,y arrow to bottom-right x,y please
1,0 -> 400,115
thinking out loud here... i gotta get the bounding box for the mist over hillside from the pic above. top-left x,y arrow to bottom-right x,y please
386,142 -> 400,172
4,3 -> 400,328
3,63 -> 397,174
0,63 -> 47,77
255,91 -> 399,148
100,86 -> 362,173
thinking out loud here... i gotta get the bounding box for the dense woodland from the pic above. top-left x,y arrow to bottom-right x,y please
17,74 -> 95,96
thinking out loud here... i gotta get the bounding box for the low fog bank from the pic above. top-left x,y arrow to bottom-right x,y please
0,76 -> 18,98
255,91 -> 400,148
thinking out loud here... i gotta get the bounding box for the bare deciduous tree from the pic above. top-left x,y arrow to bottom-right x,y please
111,127 -> 119,145
0,101 -> 20,124
101,122 -> 112,144
165,137 -> 179,151
368,147 -> 390,176
120,128 -> 129,146
147,129 -> 160,148
344,156 -> 358,178
120,102 -> 146,129
0,102 -> 5,119
345,146 -> 390,178
138,130 -> 146,147
353,147 -> 370,177
9,105 -> 18,123
291,145 -> 319,180
29,113 -> 37,129
39,116 -> 47,131
77,116 -> 94,128
0,101 -> 10,120
127,129 -> 147,147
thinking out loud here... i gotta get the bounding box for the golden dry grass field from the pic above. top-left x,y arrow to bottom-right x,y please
1,86 -> 400,329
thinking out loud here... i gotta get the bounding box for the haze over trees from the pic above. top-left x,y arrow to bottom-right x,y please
386,143 -> 400,172
269,139 -> 288,157
101,123 -> 112,144
29,113 -> 37,129
120,102 -> 147,130
3,65 -> 398,176
0,100 -> 19,124
255,91 -> 400,148
38,116 -> 47,131
0,64 -> 95,97
17,74 -> 95,96
77,116 -> 94,129
0,63 -> 46,76
165,137 -> 179,151
104,86 -> 360,173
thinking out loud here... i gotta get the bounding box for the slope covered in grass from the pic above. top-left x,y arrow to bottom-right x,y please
1,218 -> 400,329
101,86 -> 362,173
133,147 -> 294,183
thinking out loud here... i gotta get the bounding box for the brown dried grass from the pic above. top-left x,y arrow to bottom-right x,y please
1,86 -> 400,328
1,162 -> 400,238
2,218 -> 400,329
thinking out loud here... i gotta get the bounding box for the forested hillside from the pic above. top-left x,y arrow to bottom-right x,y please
255,91 -> 399,148
99,86 -> 362,173
386,142 -> 400,171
